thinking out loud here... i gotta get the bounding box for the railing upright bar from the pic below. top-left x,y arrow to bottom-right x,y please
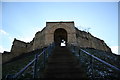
80,49 -> 120,71
11,58 -> 36,78
90,55 -> 94,79
67,44 -> 120,79
5,43 -> 55,79
43,50 -> 46,69
79,49 -> 81,61
33,54 -> 38,78
49,44 -> 51,56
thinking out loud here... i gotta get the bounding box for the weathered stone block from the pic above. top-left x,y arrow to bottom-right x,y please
2,21 -> 112,63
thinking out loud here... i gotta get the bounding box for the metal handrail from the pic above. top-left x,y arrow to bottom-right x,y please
67,44 -> 120,72
13,58 -> 36,78
6,43 -> 55,79
80,49 -> 120,71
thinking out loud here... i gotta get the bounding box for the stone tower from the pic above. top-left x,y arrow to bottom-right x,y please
33,21 -> 77,49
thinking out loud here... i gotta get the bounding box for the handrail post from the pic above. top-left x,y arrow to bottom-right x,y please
33,54 -> 38,78
43,50 -> 46,69
6,74 -> 14,79
73,46 -> 75,52
79,49 -> 81,61
50,44 -> 52,55
90,56 -> 94,79
4,43 -> 55,79
48,44 -> 52,56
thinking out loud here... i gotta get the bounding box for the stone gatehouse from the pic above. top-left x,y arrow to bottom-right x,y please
33,21 -> 77,48
2,21 -> 111,63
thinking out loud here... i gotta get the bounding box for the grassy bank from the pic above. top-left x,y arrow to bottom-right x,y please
2,49 -> 43,79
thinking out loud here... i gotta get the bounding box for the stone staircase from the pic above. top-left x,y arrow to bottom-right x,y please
43,46 -> 88,79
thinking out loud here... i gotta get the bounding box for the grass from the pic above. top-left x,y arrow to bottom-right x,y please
2,47 -> 53,79
74,47 -> 120,79
84,48 -> 120,68
2,48 -> 43,79
2,46 -> 120,79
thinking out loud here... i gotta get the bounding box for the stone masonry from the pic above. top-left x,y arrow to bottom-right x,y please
2,21 -> 111,63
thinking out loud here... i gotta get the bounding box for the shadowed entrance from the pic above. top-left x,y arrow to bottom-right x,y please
54,28 -> 67,46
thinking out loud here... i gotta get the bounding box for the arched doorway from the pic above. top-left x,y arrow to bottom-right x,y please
54,28 -> 67,46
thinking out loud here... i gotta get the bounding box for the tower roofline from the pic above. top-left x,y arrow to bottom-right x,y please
46,21 -> 74,23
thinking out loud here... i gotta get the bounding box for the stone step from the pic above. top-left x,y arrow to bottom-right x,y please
43,46 -> 87,79
44,68 -> 83,73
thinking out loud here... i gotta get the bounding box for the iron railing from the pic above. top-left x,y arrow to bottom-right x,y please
6,43 -> 55,79
67,44 -> 120,79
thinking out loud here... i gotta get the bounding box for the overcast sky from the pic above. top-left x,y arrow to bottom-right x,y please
1,2 -> 119,55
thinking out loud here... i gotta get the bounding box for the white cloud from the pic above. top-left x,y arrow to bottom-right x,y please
8,36 -> 14,42
17,27 -> 43,42
0,28 -> 43,52
110,46 -> 119,55
0,29 -> 8,35
33,26 -> 43,32
0,46 -> 4,53
0,45 -> 11,53
17,36 -> 33,42
0,45 -> 6,53
0,29 -> 13,52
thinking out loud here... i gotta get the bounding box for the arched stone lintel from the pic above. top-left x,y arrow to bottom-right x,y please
45,23 -> 76,34
44,23 -> 76,46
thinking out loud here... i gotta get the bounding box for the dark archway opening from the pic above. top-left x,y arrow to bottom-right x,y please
54,28 -> 67,46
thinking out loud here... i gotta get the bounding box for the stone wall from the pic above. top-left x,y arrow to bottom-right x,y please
44,22 -> 77,46
2,52 -> 14,64
2,39 -> 34,63
2,21 -> 112,64
76,28 -> 111,52
33,28 -> 46,50
11,38 -> 28,56
27,39 -> 34,52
